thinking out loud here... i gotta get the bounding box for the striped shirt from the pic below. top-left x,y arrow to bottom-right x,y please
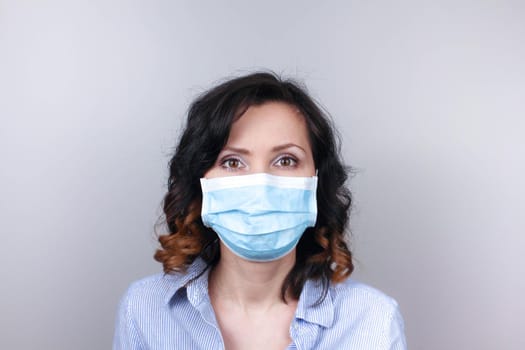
113,258 -> 407,349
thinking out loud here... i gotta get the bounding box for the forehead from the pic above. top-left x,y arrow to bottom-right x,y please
227,102 -> 310,147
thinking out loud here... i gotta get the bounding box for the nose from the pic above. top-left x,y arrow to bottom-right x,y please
248,160 -> 271,175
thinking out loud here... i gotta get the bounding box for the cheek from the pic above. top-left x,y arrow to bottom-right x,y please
204,170 -> 218,179
203,166 -> 220,179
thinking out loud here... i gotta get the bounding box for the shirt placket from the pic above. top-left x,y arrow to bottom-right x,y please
187,276 -> 226,350
289,318 -> 322,350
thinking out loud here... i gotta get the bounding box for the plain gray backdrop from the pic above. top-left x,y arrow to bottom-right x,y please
1,1 -> 524,349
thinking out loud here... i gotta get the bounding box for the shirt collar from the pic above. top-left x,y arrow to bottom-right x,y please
162,257 -> 209,305
295,278 -> 335,328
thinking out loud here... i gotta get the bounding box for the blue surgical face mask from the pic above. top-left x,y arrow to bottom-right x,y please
200,173 -> 318,262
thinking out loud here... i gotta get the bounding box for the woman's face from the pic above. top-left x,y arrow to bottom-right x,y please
205,102 -> 315,178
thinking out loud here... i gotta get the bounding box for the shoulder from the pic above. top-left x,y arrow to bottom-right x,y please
327,278 -> 407,348
120,259 -> 209,310
330,277 -> 400,313
122,273 -> 170,301
118,272 -> 186,315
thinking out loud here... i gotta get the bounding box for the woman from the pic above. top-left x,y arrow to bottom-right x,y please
114,72 -> 407,349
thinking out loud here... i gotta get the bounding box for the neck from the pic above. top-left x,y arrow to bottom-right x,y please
208,244 -> 296,311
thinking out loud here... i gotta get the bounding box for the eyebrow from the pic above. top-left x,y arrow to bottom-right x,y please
220,146 -> 251,155
271,143 -> 306,153
221,143 -> 306,155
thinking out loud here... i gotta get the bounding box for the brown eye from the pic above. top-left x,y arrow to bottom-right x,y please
220,157 -> 245,170
226,159 -> 240,168
276,156 -> 297,167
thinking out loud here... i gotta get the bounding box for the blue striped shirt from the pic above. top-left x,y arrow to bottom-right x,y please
113,258 -> 407,349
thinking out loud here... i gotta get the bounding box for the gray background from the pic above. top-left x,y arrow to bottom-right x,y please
1,0 -> 524,349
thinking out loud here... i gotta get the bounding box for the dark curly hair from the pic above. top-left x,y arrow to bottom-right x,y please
155,72 -> 353,302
